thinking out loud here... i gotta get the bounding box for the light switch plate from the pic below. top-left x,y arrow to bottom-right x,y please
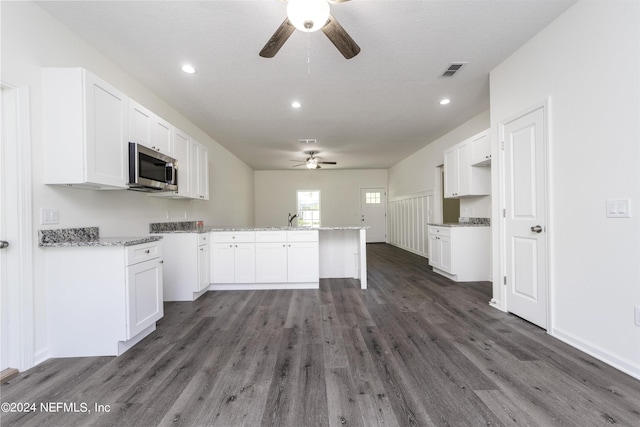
40,208 -> 59,225
606,199 -> 631,218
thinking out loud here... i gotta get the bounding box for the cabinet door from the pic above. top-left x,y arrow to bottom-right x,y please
440,237 -> 452,273
174,129 -> 192,198
456,143 -> 472,196
471,131 -> 491,165
443,148 -> 458,198
189,140 -> 200,200
234,243 -> 256,283
197,143 -> 209,200
287,242 -> 319,283
126,259 -> 164,339
197,244 -> 210,291
428,234 -> 441,269
84,72 -> 128,188
153,117 -> 174,156
255,242 -> 288,283
129,101 -> 153,147
212,243 -> 235,283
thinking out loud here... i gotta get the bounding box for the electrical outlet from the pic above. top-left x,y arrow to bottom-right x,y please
184,211 -> 188,219
40,208 -> 59,225
635,306 -> 640,327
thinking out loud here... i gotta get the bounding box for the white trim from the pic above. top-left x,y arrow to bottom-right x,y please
551,327 -> 640,380
1,83 -> 35,371
496,98 -> 552,330
387,189 -> 434,203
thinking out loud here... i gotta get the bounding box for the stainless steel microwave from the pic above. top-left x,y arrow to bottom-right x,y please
128,143 -> 178,192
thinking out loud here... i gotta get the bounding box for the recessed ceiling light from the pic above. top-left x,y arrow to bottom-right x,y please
181,64 -> 196,74
439,98 -> 451,105
291,101 -> 301,108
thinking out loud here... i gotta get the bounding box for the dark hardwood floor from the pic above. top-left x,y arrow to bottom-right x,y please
2,244 -> 639,426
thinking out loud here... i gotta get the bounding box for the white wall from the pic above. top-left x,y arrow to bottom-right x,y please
490,0 -> 640,378
254,170 -> 388,227
388,110 -> 491,218
389,110 -> 490,199
1,1 -> 254,363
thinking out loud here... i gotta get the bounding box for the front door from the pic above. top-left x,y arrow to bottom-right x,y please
502,105 -> 548,329
360,188 -> 386,243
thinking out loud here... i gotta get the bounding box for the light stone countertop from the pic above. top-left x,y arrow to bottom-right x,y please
38,227 -> 162,247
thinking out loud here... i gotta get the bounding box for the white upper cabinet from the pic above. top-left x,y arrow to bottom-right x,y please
173,129 -> 192,198
191,139 -> 209,200
129,100 -> 174,156
470,130 -> 491,166
443,130 -> 491,198
43,67 -> 128,189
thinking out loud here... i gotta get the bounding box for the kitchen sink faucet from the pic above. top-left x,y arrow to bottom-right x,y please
287,213 -> 297,227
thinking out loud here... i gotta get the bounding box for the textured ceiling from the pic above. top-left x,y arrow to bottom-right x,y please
36,0 -> 576,170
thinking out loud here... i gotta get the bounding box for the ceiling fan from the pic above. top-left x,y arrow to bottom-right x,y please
259,0 -> 360,59
290,151 -> 337,169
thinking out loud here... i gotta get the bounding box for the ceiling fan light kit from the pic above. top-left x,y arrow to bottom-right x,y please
287,0 -> 330,32
259,0 -> 360,59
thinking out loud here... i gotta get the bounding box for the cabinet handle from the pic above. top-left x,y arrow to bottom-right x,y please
145,249 -> 150,254
229,245 -> 233,248
200,248 -> 204,251
159,260 -> 163,264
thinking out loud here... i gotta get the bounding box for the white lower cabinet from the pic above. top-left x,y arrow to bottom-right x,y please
211,232 -> 256,284
211,230 -> 319,289
160,233 -> 210,301
254,230 -> 319,284
46,241 -> 164,357
255,242 -> 288,283
428,225 -> 490,282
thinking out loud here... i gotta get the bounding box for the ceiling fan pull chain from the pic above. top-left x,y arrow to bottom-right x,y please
307,31 -> 311,75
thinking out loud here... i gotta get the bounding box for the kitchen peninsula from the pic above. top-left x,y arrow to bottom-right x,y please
152,222 -> 367,301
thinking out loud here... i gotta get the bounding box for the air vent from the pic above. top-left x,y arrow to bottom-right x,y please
298,139 -> 317,144
441,63 -> 466,78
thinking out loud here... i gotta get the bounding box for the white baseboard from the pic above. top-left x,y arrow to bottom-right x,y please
33,348 -> 49,368
208,282 -> 319,291
551,327 -> 640,380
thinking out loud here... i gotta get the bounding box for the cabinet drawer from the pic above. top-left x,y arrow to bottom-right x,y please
126,241 -> 162,266
198,233 -> 209,246
211,231 -> 255,243
428,227 -> 451,237
256,231 -> 287,243
287,230 -> 319,242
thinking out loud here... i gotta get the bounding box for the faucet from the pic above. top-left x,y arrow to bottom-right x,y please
287,213 -> 298,227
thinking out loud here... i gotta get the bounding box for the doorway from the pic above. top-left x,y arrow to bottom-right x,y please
1,83 -> 34,375
501,102 -> 549,330
360,188 -> 386,242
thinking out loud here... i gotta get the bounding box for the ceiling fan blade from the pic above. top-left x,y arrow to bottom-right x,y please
259,18 -> 296,58
321,14 -> 360,59
318,161 -> 337,165
291,164 -> 306,167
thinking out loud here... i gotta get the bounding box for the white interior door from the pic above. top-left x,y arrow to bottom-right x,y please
360,188 -> 386,243
1,87 -> 9,371
502,105 -> 548,329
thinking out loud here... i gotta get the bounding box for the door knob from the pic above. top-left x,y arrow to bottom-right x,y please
0,240 -> 8,249
530,225 -> 543,233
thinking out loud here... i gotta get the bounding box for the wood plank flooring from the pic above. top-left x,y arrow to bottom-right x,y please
2,244 -> 639,426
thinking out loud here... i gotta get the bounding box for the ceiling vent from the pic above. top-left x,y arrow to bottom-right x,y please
441,63 -> 466,78
298,139 -> 317,144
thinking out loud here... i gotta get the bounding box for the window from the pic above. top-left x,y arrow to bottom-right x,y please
365,191 -> 381,204
297,190 -> 320,228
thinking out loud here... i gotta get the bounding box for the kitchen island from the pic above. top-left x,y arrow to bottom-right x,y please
151,222 -> 368,298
